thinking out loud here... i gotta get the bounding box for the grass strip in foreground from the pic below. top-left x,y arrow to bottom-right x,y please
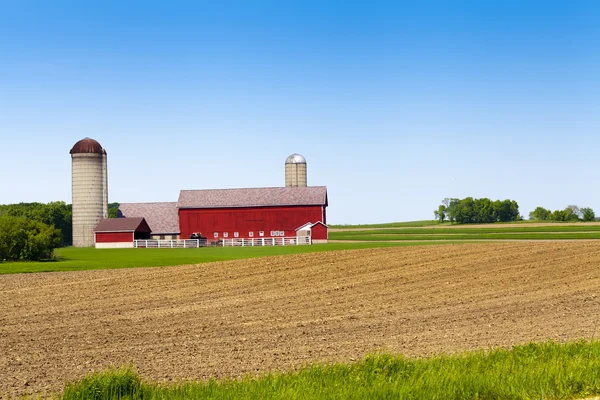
0,242 -> 432,275
63,340 -> 600,400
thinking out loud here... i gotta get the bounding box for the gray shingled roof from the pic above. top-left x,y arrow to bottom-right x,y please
178,186 -> 328,209
118,202 -> 180,234
94,217 -> 150,232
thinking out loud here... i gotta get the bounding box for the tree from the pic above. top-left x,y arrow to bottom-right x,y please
529,207 -> 551,221
108,202 -> 120,218
434,205 -> 446,223
437,197 -> 520,224
565,205 -> 584,220
581,207 -> 595,222
0,216 -> 62,261
445,198 -> 460,224
0,202 -> 72,246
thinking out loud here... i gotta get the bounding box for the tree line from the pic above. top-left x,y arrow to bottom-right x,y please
529,205 -> 595,222
0,201 -> 120,262
434,198 -> 521,224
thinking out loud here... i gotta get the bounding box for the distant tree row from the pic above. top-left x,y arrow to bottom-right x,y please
529,205 -> 595,222
0,215 -> 62,261
434,198 -> 521,224
0,202 -> 72,246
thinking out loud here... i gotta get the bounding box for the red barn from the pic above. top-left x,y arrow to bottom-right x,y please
178,186 -> 328,241
94,217 -> 151,248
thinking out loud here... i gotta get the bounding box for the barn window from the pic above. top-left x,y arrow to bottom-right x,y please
259,231 -> 264,237
234,232 -> 239,237
214,232 -> 218,238
223,232 -> 228,238
249,232 -> 254,237
270,231 -> 275,236
160,235 -> 165,240
279,231 -> 285,236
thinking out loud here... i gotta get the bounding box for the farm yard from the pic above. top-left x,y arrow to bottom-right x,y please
2,241 -> 600,398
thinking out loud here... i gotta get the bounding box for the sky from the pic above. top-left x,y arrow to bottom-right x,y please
1,1 -> 599,224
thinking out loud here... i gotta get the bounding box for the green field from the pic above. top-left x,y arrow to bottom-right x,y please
330,224 -> 600,241
62,340 -> 600,400
0,242 -> 436,275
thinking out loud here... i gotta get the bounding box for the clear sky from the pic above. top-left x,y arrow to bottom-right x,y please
1,1 -> 598,224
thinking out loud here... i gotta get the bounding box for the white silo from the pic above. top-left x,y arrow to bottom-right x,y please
285,153 -> 307,187
70,138 -> 108,247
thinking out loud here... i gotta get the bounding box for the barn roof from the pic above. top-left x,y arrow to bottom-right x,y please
118,202 -> 180,234
178,186 -> 328,209
94,217 -> 151,233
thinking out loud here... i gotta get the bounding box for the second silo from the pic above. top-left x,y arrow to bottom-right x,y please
70,138 -> 108,247
285,153 -> 307,187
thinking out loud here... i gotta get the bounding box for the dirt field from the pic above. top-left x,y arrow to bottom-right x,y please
2,242 -> 600,398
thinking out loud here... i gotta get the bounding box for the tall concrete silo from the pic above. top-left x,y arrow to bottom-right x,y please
285,153 -> 307,187
70,138 -> 108,247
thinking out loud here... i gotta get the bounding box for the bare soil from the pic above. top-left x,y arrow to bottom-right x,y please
2,242 -> 600,398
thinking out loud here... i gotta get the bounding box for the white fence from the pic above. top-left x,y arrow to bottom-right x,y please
133,236 -> 311,248
134,239 -> 206,248
220,236 -> 311,247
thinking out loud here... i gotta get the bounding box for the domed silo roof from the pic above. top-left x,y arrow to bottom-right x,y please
285,153 -> 306,164
70,138 -> 104,154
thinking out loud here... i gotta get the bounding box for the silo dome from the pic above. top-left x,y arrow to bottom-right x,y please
285,153 -> 307,187
70,137 -> 104,154
285,153 -> 307,164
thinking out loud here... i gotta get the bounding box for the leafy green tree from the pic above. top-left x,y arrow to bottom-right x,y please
437,197 -> 520,224
108,202 -> 120,218
529,207 -> 551,221
444,198 -> 460,224
434,205 -> 446,223
566,205 -> 582,220
581,207 -> 595,222
0,216 -> 62,261
0,202 -> 72,246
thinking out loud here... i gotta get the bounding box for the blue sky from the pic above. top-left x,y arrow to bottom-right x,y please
1,1 -> 598,224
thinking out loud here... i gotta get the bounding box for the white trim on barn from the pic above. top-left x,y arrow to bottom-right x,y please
95,241 -> 134,249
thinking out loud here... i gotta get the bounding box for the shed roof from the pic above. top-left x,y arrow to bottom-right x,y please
118,202 -> 180,234
94,217 -> 150,233
178,186 -> 328,209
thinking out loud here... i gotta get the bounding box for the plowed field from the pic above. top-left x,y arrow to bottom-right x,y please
2,242 -> 600,398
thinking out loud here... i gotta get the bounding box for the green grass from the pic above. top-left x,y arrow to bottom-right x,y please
62,340 -> 600,400
0,242 -> 436,275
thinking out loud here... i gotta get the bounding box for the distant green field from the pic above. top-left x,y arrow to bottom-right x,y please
328,219 -> 572,229
329,220 -> 441,229
330,224 -> 600,241
62,340 -> 600,400
0,242 -> 437,275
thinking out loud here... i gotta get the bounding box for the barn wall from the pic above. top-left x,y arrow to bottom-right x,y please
179,205 -> 325,239
95,232 -> 133,243
311,223 -> 328,241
